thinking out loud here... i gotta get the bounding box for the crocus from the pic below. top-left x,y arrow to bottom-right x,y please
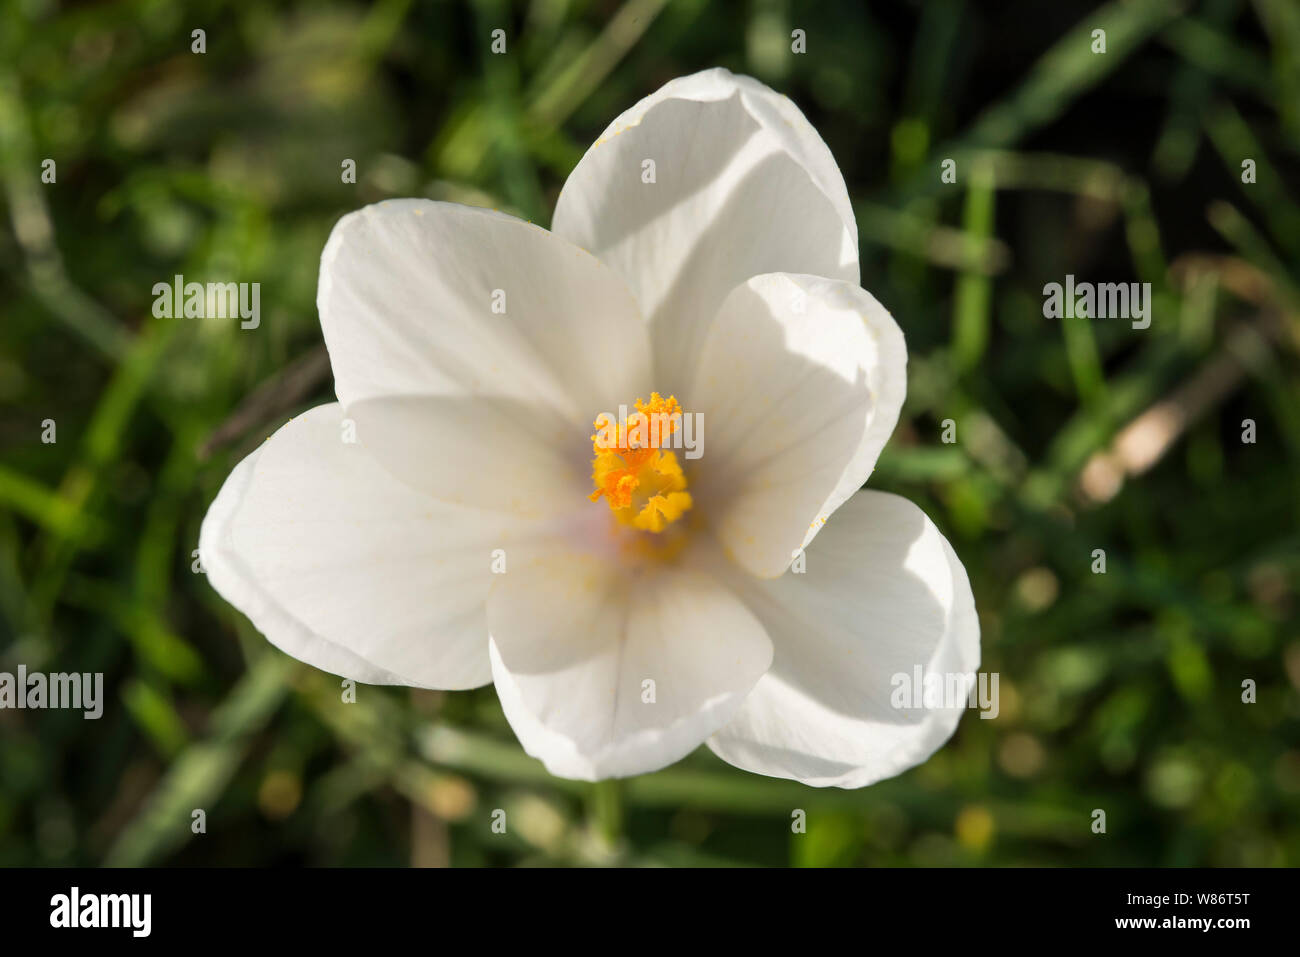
200,68 -> 979,787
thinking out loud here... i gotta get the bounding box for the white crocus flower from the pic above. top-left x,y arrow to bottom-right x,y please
200,68 -> 979,788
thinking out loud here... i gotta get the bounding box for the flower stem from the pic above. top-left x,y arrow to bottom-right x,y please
590,778 -> 624,848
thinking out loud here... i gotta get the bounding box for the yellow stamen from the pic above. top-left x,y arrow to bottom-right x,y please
589,392 -> 693,533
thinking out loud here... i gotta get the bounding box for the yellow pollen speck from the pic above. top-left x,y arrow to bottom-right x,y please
589,392 -> 693,534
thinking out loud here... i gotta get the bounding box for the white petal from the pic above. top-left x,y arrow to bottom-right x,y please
707,491 -> 980,788
348,395 -> 588,517
552,68 -> 858,395
199,403 -> 521,689
318,199 -> 651,427
487,549 -> 773,780
688,273 -> 906,578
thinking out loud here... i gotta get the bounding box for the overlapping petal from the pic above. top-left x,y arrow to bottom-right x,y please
553,68 -> 858,395
318,199 -> 652,420
487,548 -> 773,779
707,491 -> 980,788
688,272 -> 906,578
200,403 -> 522,689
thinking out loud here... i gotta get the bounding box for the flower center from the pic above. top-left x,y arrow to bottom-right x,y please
589,392 -> 693,534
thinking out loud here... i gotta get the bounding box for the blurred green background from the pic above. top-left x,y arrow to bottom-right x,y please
1,0 -> 1298,867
